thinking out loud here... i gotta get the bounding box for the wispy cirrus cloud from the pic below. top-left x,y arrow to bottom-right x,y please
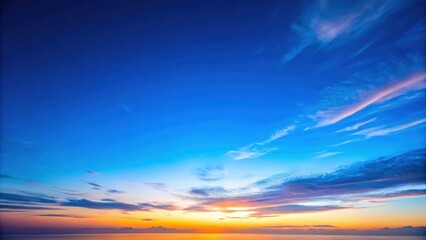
282,0 -> 401,63
331,139 -> 357,147
311,72 -> 426,128
186,149 -> 426,217
85,181 -> 103,188
227,125 -> 295,160
352,118 -> 426,138
258,125 -> 296,145
84,181 -> 104,190
336,118 -> 377,132
226,146 -> 277,161
314,151 -> 342,158
230,72 -> 424,160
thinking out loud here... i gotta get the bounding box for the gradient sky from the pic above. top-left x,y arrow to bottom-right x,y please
1,0 -> 426,234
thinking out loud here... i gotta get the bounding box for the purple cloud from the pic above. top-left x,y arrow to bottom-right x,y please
186,148 -> 426,216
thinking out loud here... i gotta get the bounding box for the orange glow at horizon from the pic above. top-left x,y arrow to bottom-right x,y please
1,196 -> 425,232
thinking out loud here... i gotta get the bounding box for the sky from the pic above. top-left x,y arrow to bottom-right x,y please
0,0 -> 425,235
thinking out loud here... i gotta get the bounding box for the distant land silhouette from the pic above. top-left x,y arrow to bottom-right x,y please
1,226 -> 425,236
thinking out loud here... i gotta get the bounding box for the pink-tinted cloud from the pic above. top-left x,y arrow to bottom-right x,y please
283,0 -> 400,63
312,72 -> 426,128
187,149 -> 426,216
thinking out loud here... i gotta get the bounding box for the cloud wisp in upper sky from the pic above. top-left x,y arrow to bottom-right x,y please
226,125 -> 295,160
331,139 -> 357,147
310,72 -> 426,128
336,118 -> 377,133
227,72 -> 424,160
258,125 -> 296,145
282,0 -> 401,63
352,118 -> 426,138
226,146 -> 278,161
314,151 -> 342,159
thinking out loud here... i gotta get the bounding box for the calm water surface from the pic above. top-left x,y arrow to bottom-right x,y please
2,234 -> 424,240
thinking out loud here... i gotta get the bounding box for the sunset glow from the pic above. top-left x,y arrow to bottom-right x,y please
1,0 -> 425,237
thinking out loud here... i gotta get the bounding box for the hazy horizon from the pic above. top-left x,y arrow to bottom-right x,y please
2,233 -> 425,240
1,0 -> 425,237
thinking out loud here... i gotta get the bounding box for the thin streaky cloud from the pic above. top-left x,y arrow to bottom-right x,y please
107,189 -> 125,194
227,147 -> 277,161
0,205 -> 62,210
336,118 -> 377,132
350,40 -> 375,59
315,152 -> 342,158
119,103 -> 132,112
84,181 -> 103,188
0,192 -> 57,204
282,40 -> 311,64
259,125 -> 296,145
331,139 -> 356,147
227,125 -> 295,160
353,118 -> 426,138
312,72 -> 426,128
282,0 -> 400,63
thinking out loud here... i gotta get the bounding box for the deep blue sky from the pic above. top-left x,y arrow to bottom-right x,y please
0,0 -> 425,233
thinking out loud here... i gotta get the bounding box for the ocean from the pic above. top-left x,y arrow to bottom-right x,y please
1,234 -> 424,240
